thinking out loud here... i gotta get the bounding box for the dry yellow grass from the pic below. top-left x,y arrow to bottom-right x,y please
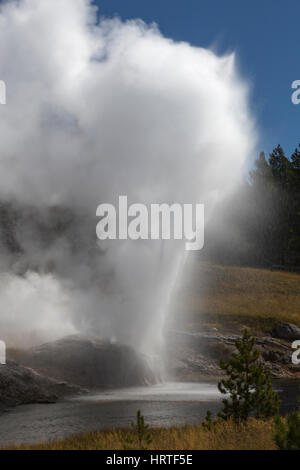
172,263 -> 300,332
5,419 -> 276,450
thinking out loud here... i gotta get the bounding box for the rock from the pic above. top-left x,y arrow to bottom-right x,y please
261,349 -> 282,362
272,322 -> 300,341
13,335 -> 158,389
165,330 -> 298,380
0,360 -> 80,410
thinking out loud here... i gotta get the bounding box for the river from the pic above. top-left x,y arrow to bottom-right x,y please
0,381 -> 298,447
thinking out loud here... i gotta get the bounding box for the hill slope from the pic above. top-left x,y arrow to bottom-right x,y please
170,263 -> 300,334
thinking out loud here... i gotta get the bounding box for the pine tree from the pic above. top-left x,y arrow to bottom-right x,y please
269,144 -> 292,188
273,393 -> 300,450
130,410 -> 152,448
203,410 -> 214,431
218,329 -> 280,422
248,151 -> 278,265
249,151 -> 273,187
268,145 -> 293,264
289,145 -> 300,264
291,144 -> 300,171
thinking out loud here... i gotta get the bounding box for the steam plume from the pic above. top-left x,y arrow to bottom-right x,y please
0,0 -> 256,352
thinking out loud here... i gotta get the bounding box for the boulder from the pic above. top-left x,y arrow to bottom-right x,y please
272,322 -> 300,341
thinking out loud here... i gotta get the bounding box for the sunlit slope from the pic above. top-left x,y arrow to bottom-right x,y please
170,263 -> 300,332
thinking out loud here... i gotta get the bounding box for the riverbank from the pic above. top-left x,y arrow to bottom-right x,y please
165,262 -> 300,380
0,380 -> 297,448
165,330 -> 300,380
1,263 -> 299,414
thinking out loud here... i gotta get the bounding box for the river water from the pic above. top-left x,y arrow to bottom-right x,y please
0,381 -> 298,447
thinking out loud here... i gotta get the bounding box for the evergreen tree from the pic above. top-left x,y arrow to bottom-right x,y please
289,145 -> 300,264
273,393 -> 300,450
267,145 -> 293,264
249,151 -> 273,187
202,142 -> 300,268
248,151 -> 278,265
218,329 -> 280,422
130,410 -> 152,448
269,144 -> 292,188
291,144 -> 300,171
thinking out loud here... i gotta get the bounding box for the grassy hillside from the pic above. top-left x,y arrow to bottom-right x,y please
5,419 -> 276,450
170,263 -> 300,333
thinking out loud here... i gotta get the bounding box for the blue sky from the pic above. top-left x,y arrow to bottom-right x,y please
96,0 -> 300,160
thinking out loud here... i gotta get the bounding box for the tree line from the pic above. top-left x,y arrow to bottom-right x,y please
203,143 -> 300,268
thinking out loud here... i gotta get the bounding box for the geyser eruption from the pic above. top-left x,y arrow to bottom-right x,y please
0,0 -> 255,356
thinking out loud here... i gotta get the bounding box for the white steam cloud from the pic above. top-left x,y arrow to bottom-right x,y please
0,0 -> 256,351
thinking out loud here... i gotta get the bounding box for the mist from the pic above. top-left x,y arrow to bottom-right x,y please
0,0 -> 256,353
